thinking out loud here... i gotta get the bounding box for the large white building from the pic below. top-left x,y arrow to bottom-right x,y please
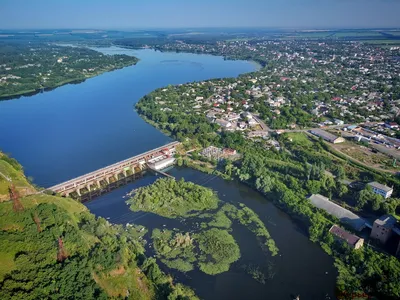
368,182 -> 393,199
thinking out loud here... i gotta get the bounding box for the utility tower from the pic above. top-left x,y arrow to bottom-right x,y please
9,183 -> 24,212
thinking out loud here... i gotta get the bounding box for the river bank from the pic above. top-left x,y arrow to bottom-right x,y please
0,62 -> 137,101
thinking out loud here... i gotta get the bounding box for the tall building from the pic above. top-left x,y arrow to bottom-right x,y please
370,215 -> 398,244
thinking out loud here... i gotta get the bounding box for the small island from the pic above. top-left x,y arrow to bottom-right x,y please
127,178 -> 219,218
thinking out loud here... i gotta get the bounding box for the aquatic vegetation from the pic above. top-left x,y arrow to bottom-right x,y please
208,209 -> 232,228
134,178 -> 278,277
152,229 -> 196,273
162,258 -> 194,273
152,227 -> 240,275
196,228 -> 241,275
240,264 -> 266,284
128,178 -> 219,218
223,203 -> 279,256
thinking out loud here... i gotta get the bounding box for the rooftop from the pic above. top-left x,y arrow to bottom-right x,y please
309,129 -> 339,141
308,194 -> 366,231
374,215 -> 398,228
329,225 -> 362,247
368,182 -> 393,193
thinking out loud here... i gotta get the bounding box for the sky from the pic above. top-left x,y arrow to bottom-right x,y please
0,0 -> 400,30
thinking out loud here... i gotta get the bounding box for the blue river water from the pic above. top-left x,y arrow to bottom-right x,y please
0,47 -> 256,187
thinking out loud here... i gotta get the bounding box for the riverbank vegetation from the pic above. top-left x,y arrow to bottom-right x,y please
0,43 -> 138,99
0,154 -> 198,300
137,84 -> 400,299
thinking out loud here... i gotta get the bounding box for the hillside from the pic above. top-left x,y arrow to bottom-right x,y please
0,152 -> 35,202
0,154 -> 198,300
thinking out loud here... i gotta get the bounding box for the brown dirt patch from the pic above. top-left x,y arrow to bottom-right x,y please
109,265 -> 126,276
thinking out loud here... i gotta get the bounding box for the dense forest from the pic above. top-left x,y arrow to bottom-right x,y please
0,153 -> 198,300
136,86 -> 400,299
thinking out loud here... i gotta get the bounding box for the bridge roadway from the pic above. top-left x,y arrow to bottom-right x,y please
48,141 -> 180,196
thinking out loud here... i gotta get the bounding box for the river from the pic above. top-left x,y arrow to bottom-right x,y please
0,47 -> 337,299
86,168 -> 337,300
0,46 -> 256,187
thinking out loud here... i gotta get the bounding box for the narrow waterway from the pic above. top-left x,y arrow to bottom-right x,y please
86,167 -> 337,300
0,46 -> 256,187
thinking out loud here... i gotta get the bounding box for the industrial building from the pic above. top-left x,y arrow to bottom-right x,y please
370,215 -> 398,244
147,156 -> 175,171
309,129 -> 345,144
329,225 -> 364,249
308,194 -> 366,231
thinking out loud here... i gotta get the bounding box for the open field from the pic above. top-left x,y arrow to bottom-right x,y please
333,31 -> 385,38
332,141 -> 400,173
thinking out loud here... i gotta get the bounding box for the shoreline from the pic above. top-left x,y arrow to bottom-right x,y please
0,61 -> 138,102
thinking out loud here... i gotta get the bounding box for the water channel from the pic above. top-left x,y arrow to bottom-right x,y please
0,46 -> 337,299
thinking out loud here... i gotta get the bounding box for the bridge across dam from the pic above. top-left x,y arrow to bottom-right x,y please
48,141 -> 180,199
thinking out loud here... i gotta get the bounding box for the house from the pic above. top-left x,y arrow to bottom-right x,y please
242,112 -> 253,119
206,111 -> 217,121
227,113 -> 240,122
385,122 -> 399,129
309,129 -> 345,144
334,119 -> 344,126
367,182 -> 393,199
247,131 -> 269,139
370,215 -> 398,244
248,119 -> 258,127
329,225 -> 364,249
215,119 -> 232,129
238,122 -> 247,130
308,194 -> 366,231
346,125 -> 358,131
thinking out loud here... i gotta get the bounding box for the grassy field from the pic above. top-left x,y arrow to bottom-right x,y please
0,160 -> 35,201
364,39 -> 400,46
285,132 -> 314,147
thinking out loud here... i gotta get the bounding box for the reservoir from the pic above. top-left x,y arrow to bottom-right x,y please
0,46 -> 337,299
0,47 -> 256,187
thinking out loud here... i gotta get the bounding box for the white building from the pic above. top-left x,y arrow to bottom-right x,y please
334,119 -> 344,125
368,182 -> 393,199
215,119 -> 232,128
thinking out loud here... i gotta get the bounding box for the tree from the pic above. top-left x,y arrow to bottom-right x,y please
305,180 -> 322,194
356,188 -> 371,209
335,165 -> 345,180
